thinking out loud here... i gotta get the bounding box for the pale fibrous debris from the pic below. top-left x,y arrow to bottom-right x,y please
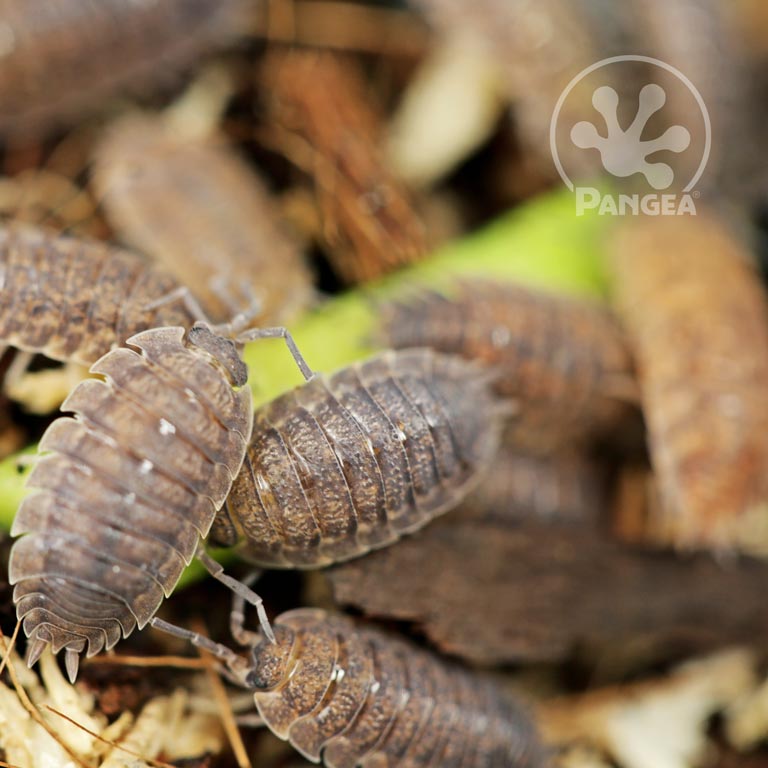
386,29 -> 506,186
538,649 -> 757,768
0,646 -> 224,768
724,670 -> 768,751
4,360 -> 88,415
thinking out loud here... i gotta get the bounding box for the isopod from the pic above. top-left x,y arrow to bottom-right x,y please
93,111 -> 314,326
0,0 -> 250,138
0,224 -> 200,370
8,323 -> 258,681
381,279 -> 636,451
609,212 -> 768,553
462,442 -> 607,526
154,608 -> 547,768
209,347 -> 507,567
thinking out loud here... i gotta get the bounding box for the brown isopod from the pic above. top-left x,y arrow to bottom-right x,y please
0,224 -> 202,375
0,0 -> 250,138
209,347 -> 507,567
381,279 -> 637,451
8,322 -> 309,680
154,607 -> 547,768
93,111 -> 314,326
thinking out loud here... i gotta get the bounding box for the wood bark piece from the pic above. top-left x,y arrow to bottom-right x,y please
328,507 -> 768,665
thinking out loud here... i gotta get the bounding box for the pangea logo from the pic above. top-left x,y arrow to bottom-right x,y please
550,55 -> 711,215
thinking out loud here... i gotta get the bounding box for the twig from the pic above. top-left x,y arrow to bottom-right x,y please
84,654 -> 209,670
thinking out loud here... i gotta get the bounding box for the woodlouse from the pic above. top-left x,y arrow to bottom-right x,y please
155,608 -> 547,768
609,212 -> 768,552
0,0 -> 250,138
381,279 -> 636,451
93,111 -> 314,326
9,323 -> 256,680
0,224 -> 199,370
209,347 -> 507,567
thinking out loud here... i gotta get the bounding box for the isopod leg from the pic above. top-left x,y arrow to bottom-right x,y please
195,549 -> 275,644
149,617 -> 247,671
209,275 -> 263,334
141,285 -> 210,323
234,326 -> 315,381
230,570 -> 264,647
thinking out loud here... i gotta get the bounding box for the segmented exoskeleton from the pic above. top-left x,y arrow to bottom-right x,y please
609,212 -> 768,553
155,608 -> 547,768
381,279 -> 636,451
209,348 -> 507,567
93,112 -> 314,326
9,324 -> 254,680
0,0 -> 250,137
0,225 -> 199,368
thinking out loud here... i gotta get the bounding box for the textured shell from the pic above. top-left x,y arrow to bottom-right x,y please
9,325 -> 253,659
0,0 -> 248,137
463,441 -> 607,526
93,113 -> 314,325
247,609 -> 546,768
0,225 -> 198,367
381,279 -> 636,451
210,348 -> 505,567
609,212 -> 768,553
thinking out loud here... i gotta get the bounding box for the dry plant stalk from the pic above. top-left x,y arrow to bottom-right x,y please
94,112 -> 314,326
609,212 -> 768,554
381,279 -> 637,452
259,48 -> 430,284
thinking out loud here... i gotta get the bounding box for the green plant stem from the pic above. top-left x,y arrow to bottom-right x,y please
0,189 -> 608,589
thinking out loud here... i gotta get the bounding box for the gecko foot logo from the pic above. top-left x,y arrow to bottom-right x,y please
550,56 -> 710,216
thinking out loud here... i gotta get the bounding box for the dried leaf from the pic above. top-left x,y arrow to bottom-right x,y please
539,649 -> 756,768
0,646 -> 224,768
